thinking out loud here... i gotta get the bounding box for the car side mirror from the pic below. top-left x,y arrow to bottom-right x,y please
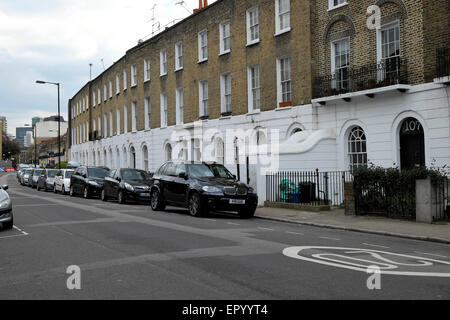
179,172 -> 187,180
232,174 -> 236,180
2,185 -> 8,190
116,177 -> 121,182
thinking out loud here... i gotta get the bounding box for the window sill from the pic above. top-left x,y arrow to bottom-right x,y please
175,67 -> 183,72
219,50 -> 231,56
246,110 -> 261,116
246,40 -> 260,47
328,2 -> 348,11
199,115 -> 209,120
160,73 -> 167,78
160,126 -> 167,129
219,115 -> 232,120
144,79 -> 150,83
198,59 -> 208,64
275,106 -> 292,111
274,28 -> 291,37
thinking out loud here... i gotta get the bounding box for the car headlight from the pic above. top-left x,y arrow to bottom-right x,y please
248,187 -> 255,194
202,186 -> 222,193
89,181 -> 100,187
0,198 -> 11,209
124,183 -> 134,191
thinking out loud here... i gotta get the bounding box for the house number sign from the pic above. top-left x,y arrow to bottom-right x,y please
401,119 -> 423,134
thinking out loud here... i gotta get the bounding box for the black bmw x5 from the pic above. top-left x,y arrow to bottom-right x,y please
149,161 -> 258,218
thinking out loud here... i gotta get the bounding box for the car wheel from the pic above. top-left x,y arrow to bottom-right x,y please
3,219 -> 13,230
118,190 -> 126,204
70,186 -> 75,197
238,206 -> 257,219
189,193 -> 206,217
101,189 -> 108,202
62,186 -> 66,195
150,189 -> 165,211
83,186 -> 90,199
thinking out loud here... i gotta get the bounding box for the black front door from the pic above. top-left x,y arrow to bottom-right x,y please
400,118 -> 425,170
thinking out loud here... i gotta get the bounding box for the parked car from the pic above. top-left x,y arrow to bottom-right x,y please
0,184 -> 13,230
22,169 -> 34,186
149,161 -> 258,218
102,168 -> 152,204
37,169 -> 58,191
70,166 -> 109,198
17,168 -> 25,182
31,169 -> 45,188
54,169 -> 74,194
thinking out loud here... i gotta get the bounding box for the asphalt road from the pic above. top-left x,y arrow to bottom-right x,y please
1,172 -> 449,299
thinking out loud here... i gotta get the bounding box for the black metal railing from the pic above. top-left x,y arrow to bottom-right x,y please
266,169 -> 353,206
436,47 -> 450,78
433,176 -> 450,221
313,57 -> 408,99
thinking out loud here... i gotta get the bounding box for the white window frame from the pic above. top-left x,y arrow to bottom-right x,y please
219,21 -> 231,55
116,108 -> 121,135
131,64 -> 137,87
328,0 -> 348,11
347,126 -> 368,171
198,30 -> 208,63
160,50 -> 167,76
176,88 -> 184,125
104,113 -> 107,138
123,70 -> 127,91
92,92 -> 96,108
86,94 -> 89,110
123,105 -> 128,133
220,72 -> 232,114
116,74 -> 120,94
376,21 -> 401,81
131,101 -> 137,132
247,64 -> 261,112
144,58 -> 151,82
104,84 -> 107,102
246,6 -> 260,46
160,93 -> 168,127
330,37 -> 350,90
175,42 -> 183,71
109,80 -> 113,98
144,97 -> 151,130
97,117 -> 101,137
109,111 -> 113,136
276,56 -> 292,106
199,80 -> 208,118
275,0 -> 291,36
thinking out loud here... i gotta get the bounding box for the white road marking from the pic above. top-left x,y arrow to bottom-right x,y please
414,252 -> 448,259
320,236 -> 340,241
362,243 -> 390,249
258,227 -> 275,231
286,231 -> 304,236
0,233 -> 28,240
13,226 -> 28,236
227,222 -> 240,226
14,204 -> 59,207
205,218 -> 217,222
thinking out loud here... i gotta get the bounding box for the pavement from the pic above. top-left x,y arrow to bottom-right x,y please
255,207 -> 450,244
1,172 -> 450,299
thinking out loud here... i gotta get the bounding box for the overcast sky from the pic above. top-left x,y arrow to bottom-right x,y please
0,0 -> 216,136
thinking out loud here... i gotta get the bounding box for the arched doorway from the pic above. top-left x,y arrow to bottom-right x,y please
399,117 -> 425,170
142,145 -> 149,171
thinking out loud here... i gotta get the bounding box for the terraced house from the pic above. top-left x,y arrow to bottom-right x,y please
69,0 -> 450,204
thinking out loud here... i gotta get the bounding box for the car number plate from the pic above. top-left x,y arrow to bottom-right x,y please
140,193 -> 150,197
229,199 -> 245,205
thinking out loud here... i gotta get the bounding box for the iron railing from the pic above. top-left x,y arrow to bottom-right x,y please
313,57 -> 408,99
436,47 -> 450,78
266,170 -> 353,206
433,176 -> 450,221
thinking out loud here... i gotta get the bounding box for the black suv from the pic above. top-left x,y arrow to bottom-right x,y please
70,166 -> 109,199
149,161 -> 258,218
102,168 -> 152,204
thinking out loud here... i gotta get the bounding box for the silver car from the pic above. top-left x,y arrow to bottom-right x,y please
22,169 -> 33,186
0,185 -> 13,230
54,169 -> 74,194
31,169 -> 45,188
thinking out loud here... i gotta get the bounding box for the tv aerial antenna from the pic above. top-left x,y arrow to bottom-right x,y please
148,4 -> 160,36
175,1 -> 191,14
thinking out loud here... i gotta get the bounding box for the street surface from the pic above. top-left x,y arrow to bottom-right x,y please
1,172 -> 449,299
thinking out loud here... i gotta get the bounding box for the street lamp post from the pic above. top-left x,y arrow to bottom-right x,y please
36,80 -> 61,169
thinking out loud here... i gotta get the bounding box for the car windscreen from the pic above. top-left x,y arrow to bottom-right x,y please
47,170 -> 58,178
65,171 -> 74,178
25,169 -> 32,174
187,164 -> 215,179
121,169 -> 149,180
87,168 -> 109,178
33,170 -> 44,176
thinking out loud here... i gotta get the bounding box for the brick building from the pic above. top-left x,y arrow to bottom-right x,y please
69,0 -> 450,204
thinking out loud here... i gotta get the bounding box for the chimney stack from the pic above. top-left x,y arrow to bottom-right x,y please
194,0 -> 207,13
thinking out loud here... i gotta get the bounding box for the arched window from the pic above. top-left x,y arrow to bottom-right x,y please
103,150 -> 107,167
142,145 -> 149,171
291,127 -> 302,136
215,138 -> 224,164
109,149 -> 114,169
123,147 -> 128,168
93,151 -> 96,166
130,146 -> 136,169
165,143 -> 172,161
116,149 -> 120,169
348,126 -> 367,170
